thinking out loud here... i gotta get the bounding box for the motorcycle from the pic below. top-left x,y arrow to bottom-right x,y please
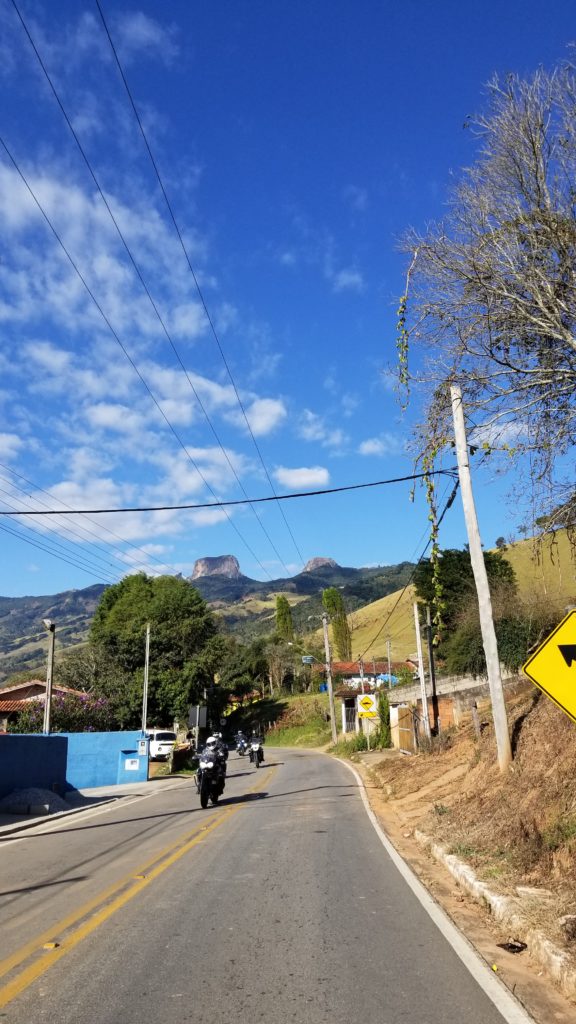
236,737 -> 248,756
249,739 -> 264,768
195,751 -> 226,808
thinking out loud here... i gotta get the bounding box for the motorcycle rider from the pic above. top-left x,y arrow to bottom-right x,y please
203,734 -> 228,778
249,728 -> 264,763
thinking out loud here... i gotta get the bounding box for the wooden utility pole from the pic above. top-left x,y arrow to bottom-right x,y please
413,602 -> 431,739
450,384 -> 512,771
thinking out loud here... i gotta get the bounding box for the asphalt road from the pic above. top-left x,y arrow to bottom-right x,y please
0,750 -> 530,1023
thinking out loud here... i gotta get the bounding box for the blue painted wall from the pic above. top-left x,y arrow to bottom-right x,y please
65,731 -> 148,789
0,731 -> 148,798
0,735 -> 67,798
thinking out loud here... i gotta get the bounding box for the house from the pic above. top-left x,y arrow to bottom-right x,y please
0,681 -> 87,731
313,660 -> 413,689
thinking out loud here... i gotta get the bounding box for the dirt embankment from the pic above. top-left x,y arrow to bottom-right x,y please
359,682 -> 576,1017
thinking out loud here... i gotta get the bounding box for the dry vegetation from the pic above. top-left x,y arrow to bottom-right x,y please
370,683 -> 576,951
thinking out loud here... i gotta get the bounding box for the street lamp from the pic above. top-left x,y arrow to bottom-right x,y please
42,619 -> 56,734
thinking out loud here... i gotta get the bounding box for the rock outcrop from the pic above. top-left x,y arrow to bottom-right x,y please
302,557 -> 339,573
190,555 -> 242,580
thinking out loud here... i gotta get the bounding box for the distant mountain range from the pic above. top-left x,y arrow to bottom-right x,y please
0,556 -> 414,683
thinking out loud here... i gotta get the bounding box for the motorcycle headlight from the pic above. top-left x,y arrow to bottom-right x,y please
200,760 -> 213,769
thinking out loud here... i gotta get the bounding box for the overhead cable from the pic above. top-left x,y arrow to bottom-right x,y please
357,479 -> 460,660
9,0 -> 293,577
94,0 -> 305,566
0,134 -> 274,581
0,469 -> 459,516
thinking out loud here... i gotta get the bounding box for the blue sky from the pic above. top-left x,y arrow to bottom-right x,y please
0,0 -> 574,597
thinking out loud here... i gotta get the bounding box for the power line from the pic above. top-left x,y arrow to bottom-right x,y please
0,491 -> 121,582
0,469 -> 459,516
0,134 -> 274,581
358,480 -> 460,659
94,0 -> 306,567
0,519 -> 117,583
0,462 -> 180,575
9,0 -> 293,577
0,478 -> 162,580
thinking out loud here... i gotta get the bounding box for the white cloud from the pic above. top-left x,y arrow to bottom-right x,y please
0,432 -> 24,460
331,268 -> 365,293
84,403 -> 146,434
297,410 -> 347,450
235,398 -> 287,436
114,12 -> 179,64
274,466 -> 329,488
358,434 -> 404,456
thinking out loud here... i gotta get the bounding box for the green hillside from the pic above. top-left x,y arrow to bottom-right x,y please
501,532 -> 576,607
321,530 -> 576,666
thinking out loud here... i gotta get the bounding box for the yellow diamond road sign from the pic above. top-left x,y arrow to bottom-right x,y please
523,609 -> 576,723
357,694 -> 378,718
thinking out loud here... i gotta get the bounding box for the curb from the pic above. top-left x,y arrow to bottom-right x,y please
0,798 -> 116,838
414,829 -> 576,1001
0,776 -> 193,838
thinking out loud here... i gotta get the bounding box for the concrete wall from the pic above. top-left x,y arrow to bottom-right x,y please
65,731 -> 147,790
0,734 -> 68,799
0,731 -> 147,798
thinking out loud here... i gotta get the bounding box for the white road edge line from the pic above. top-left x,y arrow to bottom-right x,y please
337,757 -> 535,1024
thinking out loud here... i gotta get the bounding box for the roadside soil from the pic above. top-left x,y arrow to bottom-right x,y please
351,682 -> 576,1024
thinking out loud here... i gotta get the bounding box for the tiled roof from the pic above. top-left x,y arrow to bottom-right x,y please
0,699 -> 35,712
0,682 -> 87,698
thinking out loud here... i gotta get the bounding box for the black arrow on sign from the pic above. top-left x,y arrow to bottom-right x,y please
559,645 -> 576,667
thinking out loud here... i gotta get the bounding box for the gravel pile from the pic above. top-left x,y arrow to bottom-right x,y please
0,787 -> 71,816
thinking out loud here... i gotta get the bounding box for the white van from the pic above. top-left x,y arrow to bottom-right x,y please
147,729 -> 177,761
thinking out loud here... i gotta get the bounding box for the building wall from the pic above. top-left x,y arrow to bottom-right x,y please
0,731 -> 147,798
0,734 -> 68,798
65,731 -> 147,789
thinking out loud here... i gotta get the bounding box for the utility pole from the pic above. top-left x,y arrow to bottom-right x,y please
322,612 -> 338,745
413,602 -> 431,739
42,619 -> 56,734
426,605 -> 439,732
359,657 -> 365,694
386,638 -> 392,688
450,384 -> 512,771
141,622 -> 151,733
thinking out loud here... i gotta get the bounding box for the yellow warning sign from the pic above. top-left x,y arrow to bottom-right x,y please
523,609 -> 576,723
357,693 -> 378,718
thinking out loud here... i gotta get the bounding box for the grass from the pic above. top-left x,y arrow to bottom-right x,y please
329,733 -> 369,757
309,584 -> 417,662
268,722 -> 331,747
502,531 -> 576,606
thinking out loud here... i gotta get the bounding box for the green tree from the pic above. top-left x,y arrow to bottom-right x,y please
377,690 -> 392,748
413,547 -> 517,640
275,595 -> 295,641
322,588 -> 352,660
89,574 -> 220,725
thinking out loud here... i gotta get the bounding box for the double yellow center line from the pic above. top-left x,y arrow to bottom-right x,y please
0,765 -> 275,1009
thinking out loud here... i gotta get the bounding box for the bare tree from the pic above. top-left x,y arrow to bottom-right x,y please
400,63 -> 576,530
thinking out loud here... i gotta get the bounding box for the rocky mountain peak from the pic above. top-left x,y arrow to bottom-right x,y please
190,555 -> 242,580
302,557 -> 339,573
